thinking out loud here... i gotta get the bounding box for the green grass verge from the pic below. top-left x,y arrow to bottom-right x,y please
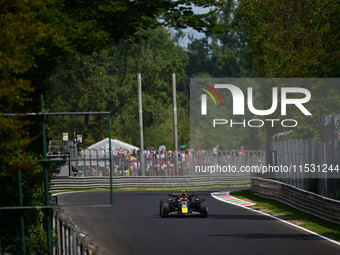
230,190 -> 340,242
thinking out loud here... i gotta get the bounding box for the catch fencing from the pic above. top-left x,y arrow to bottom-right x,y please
264,139 -> 340,199
65,149 -> 265,178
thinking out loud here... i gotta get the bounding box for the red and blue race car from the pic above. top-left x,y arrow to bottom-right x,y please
159,190 -> 208,218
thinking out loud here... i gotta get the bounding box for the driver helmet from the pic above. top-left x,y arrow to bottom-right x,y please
180,190 -> 187,197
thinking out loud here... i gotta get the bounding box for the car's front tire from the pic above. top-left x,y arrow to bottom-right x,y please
160,200 -> 170,217
199,201 -> 208,218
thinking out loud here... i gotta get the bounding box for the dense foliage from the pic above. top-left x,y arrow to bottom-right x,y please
236,0 -> 339,78
0,0 -> 226,252
0,0 -> 339,252
236,0 -> 340,139
48,27 -> 190,148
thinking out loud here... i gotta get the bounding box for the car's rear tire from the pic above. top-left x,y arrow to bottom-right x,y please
199,201 -> 208,218
160,200 -> 170,217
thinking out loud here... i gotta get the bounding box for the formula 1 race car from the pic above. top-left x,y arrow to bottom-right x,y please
159,190 -> 208,218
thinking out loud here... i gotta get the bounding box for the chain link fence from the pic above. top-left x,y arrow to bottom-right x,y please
59,149 -> 265,178
258,114 -> 340,200
267,140 -> 340,200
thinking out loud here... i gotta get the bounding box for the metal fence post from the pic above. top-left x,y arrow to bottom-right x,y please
73,232 -> 77,255
138,73 -> 145,176
17,168 -> 26,255
40,94 -> 53,255
172,73 -> 179,176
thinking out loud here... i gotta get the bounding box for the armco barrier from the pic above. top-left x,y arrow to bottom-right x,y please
50,175 -> 251,190
252,177 -> 340,225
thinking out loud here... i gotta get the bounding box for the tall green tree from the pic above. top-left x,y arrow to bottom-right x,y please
236,0 -> 340,139
185,0 -> 259,150
0,2 -> 52,251
0,0 -> 227,252
48,27 -> 189,149
186,0 -> 254,79
1,0 -> 228,153
236,0 -> 339,78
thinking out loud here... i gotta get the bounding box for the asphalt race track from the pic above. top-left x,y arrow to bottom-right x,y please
57,189 -> 340,255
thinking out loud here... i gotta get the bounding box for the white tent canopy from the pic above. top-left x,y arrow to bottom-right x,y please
81,138 -> 139,157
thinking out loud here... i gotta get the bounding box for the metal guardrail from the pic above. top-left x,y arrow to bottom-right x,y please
50,175 -> 251,190
252,177 -> 340,225
53,209 -> 104,255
